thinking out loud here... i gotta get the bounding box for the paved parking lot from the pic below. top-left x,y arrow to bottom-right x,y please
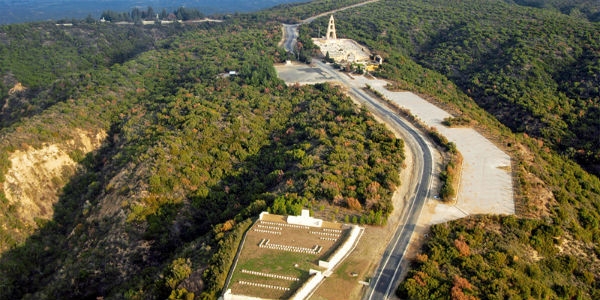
275,62 -> 337,85
353,77 -> 515,224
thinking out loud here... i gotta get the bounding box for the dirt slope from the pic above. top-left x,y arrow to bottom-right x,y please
2,129 -> 105,226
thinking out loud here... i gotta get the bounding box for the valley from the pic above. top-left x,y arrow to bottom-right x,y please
0,0 -> 598,299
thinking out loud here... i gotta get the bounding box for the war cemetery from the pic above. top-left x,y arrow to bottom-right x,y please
223,210 -> 364,299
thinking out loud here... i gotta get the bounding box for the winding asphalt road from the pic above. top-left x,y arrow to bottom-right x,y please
282,24 -> 299,53
281,9 -> 436,297
311,60 -> 434,300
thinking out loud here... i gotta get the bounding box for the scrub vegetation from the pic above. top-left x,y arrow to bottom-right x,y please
303,0 -> 600,298
0,8 -> 403,299
0,0 -> 599,298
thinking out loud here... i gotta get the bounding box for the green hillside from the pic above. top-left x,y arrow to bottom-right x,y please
0,13 -> 403,299
506,0 -> 600,21
0,0 -> 599,299
302,0 -> 600,298
309,0 -> 600,175
0,20 -> 206,128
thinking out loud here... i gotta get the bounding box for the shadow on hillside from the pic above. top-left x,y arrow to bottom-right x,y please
0,123 -> 291,299
0,81 -> 405,299
0,125 -> 126,299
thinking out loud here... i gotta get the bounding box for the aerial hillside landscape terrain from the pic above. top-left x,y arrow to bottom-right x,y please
300,0 -> 599,298
0,0 -> 599,299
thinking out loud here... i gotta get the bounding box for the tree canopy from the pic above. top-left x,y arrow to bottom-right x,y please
0,12 -> 403,299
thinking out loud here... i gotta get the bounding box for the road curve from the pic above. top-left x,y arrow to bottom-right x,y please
281,0 -> 379,53
310,60 -> 434,300
279,1 -> 435,297
360,99 -> 433,299
282,24 -> 299,53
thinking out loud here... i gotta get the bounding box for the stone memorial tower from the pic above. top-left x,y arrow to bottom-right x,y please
326,15 -> 337,40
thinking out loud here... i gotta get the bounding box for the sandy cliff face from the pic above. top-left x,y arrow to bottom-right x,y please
2,129 -> 106,225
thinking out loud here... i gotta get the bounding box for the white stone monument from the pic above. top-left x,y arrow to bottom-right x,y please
287,209 -> 323,227
326,15 -> 337,40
